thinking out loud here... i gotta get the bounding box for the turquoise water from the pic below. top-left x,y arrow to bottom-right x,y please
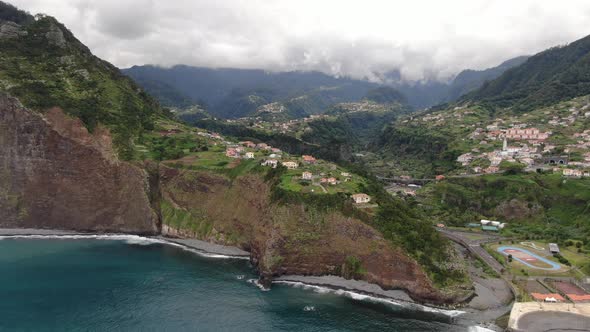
0,237 -> 472,331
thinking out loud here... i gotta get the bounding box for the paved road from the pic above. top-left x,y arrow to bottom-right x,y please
377,172 -> 505,184
438,229 -> 505,275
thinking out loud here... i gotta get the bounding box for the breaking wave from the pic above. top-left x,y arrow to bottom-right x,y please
247,278 -> 270,291
273,280 -> 465,319
467,326 -> 497,332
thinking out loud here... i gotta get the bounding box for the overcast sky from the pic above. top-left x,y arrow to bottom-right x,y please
11,0 -> 590,82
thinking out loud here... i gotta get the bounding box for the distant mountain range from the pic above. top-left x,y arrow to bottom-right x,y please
123,57 -> 528,118
123,65 -> 384,118
393,56 -> 530,109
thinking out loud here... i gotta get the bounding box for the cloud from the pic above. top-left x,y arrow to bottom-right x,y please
10,0 -> 590,82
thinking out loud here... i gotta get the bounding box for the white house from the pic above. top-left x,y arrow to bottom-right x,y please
301,171 -> 313,180
244,152 -> 255,159
352,193 -> 371,204
281,161 -> 299,169
261,159 -> 278,168
457,153 -> 473,166
563,168 -> 583,177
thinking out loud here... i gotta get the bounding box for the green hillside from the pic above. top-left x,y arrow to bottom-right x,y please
466,34 -> 590,112
0,2 -> 161,159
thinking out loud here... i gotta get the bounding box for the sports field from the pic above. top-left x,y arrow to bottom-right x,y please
497,246 -> 561,270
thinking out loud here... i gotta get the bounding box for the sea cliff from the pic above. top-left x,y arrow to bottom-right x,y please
0,94 -> 158,233
0,94 -> 469,305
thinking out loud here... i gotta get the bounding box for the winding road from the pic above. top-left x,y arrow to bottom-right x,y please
437,229 -> 505,274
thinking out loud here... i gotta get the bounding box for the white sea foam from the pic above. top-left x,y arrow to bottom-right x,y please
468,326 -> 497,332
0,234 -> 249,260
0,234 -> 165,244
273,280 -> 465,318
247,278 -> 270,291
303,305 -> 315,312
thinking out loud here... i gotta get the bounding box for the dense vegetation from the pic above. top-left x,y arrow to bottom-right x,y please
365,86 -> 407,104
0,6 -> 161,159
190,118 -> 356,162
466,34 -> 590,112
265,164 -> 467,288
303,104 -> 407,150
420,173 -> 590,242
447,56 -> 530,102
372,123 -> 462,177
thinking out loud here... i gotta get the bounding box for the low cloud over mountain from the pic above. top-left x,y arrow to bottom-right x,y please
12,0 -> 590,82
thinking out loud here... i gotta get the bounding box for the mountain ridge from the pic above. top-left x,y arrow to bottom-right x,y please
0,2 -> 163,159
463,34 -> 590,112
123,64 -> 388,118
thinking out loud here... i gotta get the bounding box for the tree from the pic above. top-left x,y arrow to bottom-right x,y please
499,161 -> 526,175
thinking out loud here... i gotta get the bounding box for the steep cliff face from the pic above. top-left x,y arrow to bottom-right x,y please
158,165 -> 452,304
0,95 -> 158,233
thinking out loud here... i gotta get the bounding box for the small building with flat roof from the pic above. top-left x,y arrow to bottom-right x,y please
549,243 -> 560,254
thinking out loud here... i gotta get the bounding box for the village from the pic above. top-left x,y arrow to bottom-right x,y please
224,103 -> 330,137
168,127 -> 374,205
454,102 -> 590,177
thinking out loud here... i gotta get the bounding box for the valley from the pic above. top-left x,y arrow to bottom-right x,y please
2,1 -> 590,331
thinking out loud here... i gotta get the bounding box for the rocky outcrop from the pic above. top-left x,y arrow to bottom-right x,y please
158,165 -> 454,304
0,95 -> 158,233
0,21 -> 27,39
45,23 -> 66,48
494,198 -> 543,220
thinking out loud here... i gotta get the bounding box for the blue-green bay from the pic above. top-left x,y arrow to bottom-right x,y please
0,238 -> 471,331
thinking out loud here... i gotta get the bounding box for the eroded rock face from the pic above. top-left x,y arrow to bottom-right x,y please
159,165 -> 452,304
45,23 -> 66,48
0,95 -> 158,233
494,198 -> 543,220
0,21 -> 27,39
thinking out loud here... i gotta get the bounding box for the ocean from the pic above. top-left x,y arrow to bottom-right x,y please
0,236 -> 480,331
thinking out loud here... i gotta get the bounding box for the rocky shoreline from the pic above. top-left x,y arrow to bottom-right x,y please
0,228 -> 509,328
158,237 -> 250,258
0,228 -> 83,236
275,275 -> 415,302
